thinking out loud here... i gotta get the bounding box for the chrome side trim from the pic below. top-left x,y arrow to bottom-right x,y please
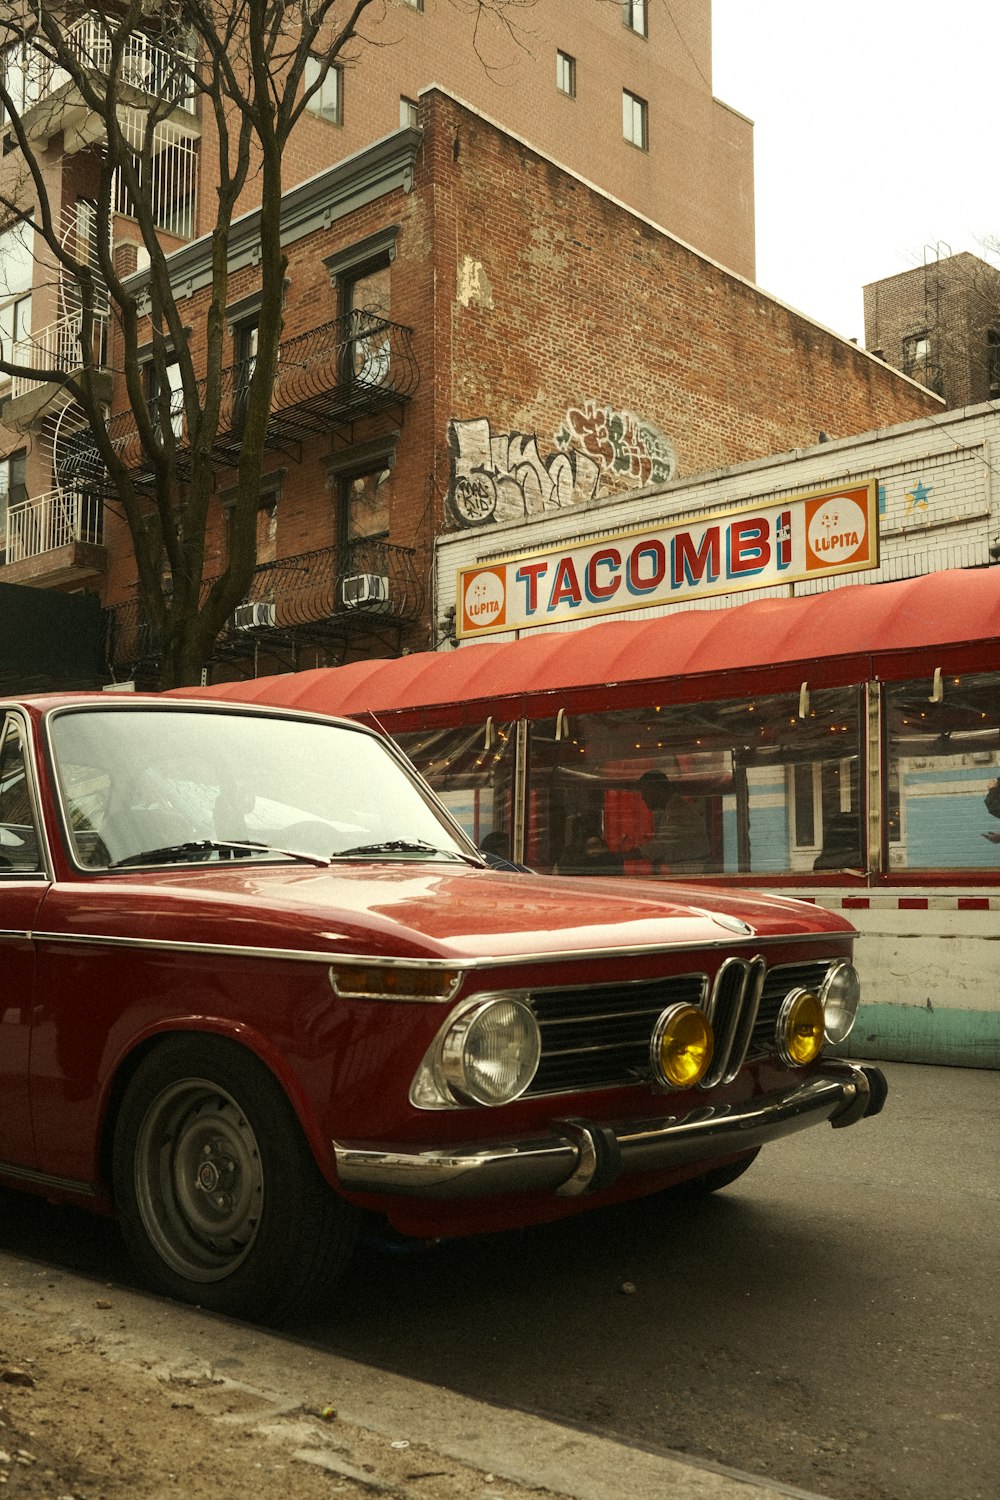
0,1162 -> 98,1198
332,1060 -> 888,1199
26,926 -> 849,979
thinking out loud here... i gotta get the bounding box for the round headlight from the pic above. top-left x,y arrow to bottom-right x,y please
441,996 -> 541,1106
776,987 -> 825,1067
651,1004 -> 714,1089
820,961 -> 861,1044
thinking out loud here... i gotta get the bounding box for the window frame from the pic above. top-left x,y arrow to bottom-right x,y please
304,54 -> 343,125
0,218 -> 34,369
623,0 -> 648,37
902,331 -> 930,375
622,88 -> 648,150
556,50 -> 576,98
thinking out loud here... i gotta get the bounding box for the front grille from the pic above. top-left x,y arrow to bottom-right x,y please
523,958 -> 835,1098
527,974 -> 707,1095
749,960 -> 835,1059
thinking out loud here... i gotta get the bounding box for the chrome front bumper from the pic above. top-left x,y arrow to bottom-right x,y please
332,1060 -> 888,1201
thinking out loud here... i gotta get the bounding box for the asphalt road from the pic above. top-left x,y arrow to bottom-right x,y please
1,1060 -> 996,1500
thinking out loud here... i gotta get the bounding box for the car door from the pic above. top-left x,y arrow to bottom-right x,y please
0,711 -> 48,1171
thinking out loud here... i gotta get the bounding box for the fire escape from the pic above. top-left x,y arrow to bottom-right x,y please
100,308 -> 423,681
0,15 -> 200,588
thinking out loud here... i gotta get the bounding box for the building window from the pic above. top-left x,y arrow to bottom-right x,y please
400,0 -> 423,9
146,358 -> 184,441
400,96 -> 419,128
0,40 -> 32,126
556,51 -> 576,97
622,89 -> 648,149
902,331 -> 930,375
304,56 -> 342,125
0,449 -> 27,563
987,329 -> 1000,399
0,219 -> 33,369
339,468 -> 391,546
623,0 -> 647,37
233,320 -> 258,433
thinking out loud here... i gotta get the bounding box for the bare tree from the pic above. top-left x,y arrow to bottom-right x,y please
0,0 -> 536,686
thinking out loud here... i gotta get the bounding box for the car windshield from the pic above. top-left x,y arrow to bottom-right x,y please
48,706 -> 475,870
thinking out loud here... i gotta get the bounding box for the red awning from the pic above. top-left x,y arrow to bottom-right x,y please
177,568 -> 1000,718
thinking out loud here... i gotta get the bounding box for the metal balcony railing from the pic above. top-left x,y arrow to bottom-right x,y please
26,15 -> 197,114
80,310 -> 418,490
10,313 -> 109,400
6,488 -> 104,563
105,539 -> 425,676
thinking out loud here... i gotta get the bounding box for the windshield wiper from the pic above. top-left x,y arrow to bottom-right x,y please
109,839 -> 331,869
333,839 -> 470,862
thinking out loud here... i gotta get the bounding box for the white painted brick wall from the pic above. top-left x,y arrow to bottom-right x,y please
435,402 -> 1000,640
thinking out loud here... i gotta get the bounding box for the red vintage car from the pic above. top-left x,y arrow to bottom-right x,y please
0,695 -> 886,1322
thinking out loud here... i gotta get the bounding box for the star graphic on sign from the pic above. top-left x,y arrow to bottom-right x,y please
905,480 -> 932,511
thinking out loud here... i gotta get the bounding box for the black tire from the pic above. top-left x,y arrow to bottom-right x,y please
678,1146 -> 761,1194
112,1035 -> 360,1324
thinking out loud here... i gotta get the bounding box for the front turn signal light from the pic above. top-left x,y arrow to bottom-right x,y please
776,987 -> 825,1067
651,1004 -> 714,1089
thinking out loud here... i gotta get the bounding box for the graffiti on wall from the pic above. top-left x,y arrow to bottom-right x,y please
447,402 -> 676,529
557,401 -> 676,490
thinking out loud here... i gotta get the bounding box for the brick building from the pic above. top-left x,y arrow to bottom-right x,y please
0,7 -> 943,688
864,250 -> 1000,410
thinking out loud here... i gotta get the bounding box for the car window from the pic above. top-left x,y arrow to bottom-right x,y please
0,717 -> 41,874
48,706 -> 474,869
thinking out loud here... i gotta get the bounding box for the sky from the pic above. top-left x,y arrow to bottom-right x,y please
711,0 -> 998,344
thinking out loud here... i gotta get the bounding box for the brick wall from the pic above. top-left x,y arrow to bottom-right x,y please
99,88 -> 947,665
199,0 -> 755,281
864,253 -> 1000,409
421,91 -> 941,533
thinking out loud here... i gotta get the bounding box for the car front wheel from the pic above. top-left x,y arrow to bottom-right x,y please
112,1035 -> 360,1323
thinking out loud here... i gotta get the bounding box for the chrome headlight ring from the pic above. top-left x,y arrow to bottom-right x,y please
411,992 -> 541,1109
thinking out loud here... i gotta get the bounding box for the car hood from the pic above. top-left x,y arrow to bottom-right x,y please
46,861 -> 855,964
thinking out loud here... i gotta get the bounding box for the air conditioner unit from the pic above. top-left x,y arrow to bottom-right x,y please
231,602 -> 276,630
341,574 -> 391,612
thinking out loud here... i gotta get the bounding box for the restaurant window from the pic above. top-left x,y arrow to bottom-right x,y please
395,722 -> 516,860
884,670 -> 1000,871
524,686 -> 863,878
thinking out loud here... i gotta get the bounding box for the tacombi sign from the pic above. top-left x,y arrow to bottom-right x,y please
457,481 -> 878,638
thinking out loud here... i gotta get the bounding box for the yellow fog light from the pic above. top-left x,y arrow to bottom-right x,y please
776,988 -> 825,1067
651,1004 -> 714,1089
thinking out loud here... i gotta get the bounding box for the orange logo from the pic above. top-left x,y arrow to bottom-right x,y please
804,493 -> 868,571
462,567 -> 506,632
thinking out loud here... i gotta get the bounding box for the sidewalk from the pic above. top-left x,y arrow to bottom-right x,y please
0,1253 -> 831,1500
